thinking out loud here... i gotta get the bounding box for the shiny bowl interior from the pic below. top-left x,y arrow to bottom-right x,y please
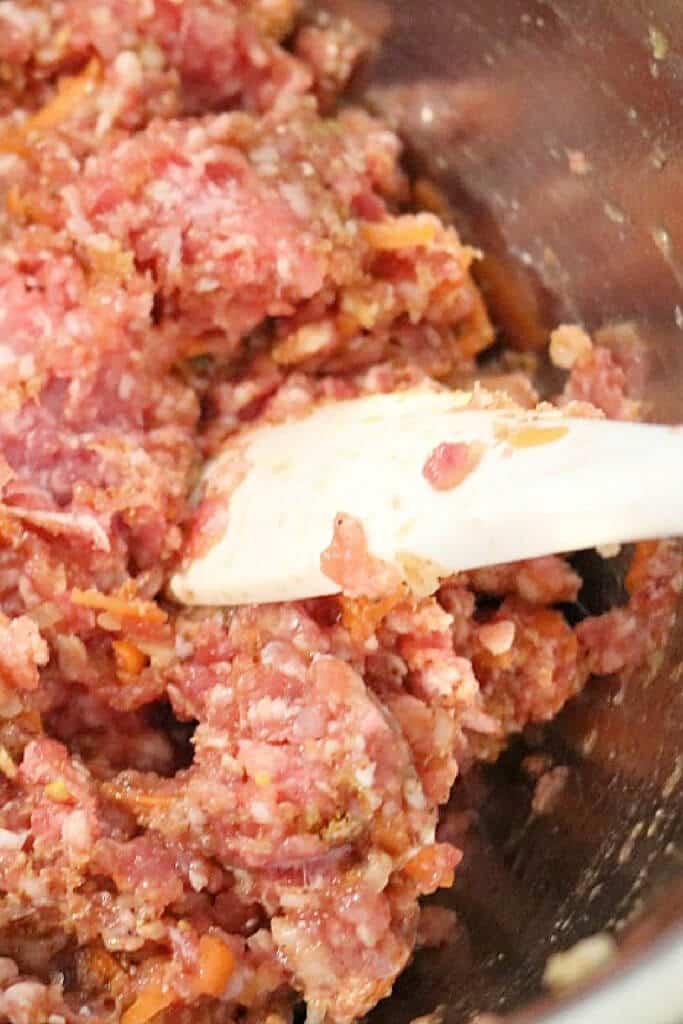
320,1 -> 683,1021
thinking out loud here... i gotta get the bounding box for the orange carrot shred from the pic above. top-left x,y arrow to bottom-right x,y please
362,214 -> 438,251
195,934 -> 235,997
113,639 -> 148,676
510,425 -> 568,449
71,589 -> 167,625
121,984 -> 175,1024
404,845 -> 455,891
25,58 -> 101,135
457,284 -> 496,357
341,585 -> 407,646
5,186 -> 25,218
626,540 -> 659,596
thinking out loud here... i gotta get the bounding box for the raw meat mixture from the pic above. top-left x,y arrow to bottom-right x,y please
0,3 -> 680,1024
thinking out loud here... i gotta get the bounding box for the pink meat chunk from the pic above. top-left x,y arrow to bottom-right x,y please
0,0 -> 309,121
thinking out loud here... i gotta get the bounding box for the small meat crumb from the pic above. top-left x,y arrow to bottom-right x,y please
422,442 -> 483,491
596,543 -> 621,559
478,620 -> 515,656
416,905 -> 458,949
549,324 -> 593,369
320,513 -> 402,598
532,766 -> 570,815
543,933 -> 617,992
271,320 -> 336,365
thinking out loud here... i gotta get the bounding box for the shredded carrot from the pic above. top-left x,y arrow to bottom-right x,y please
71,589 -> 167,625
87,244 -> 135,281
626,540 -> 658,596
457,284 -> 496,357
271,321 -> 335,366
404,845 -> 455,891
0,126 -> 29,156
531,607 -> 577,644
362,214 -> 438,251
0,58 -> 100,156
113,639 -> 148,677
335,310 -> 361,340
132,793 -> 174,809
510,424 -> 568,449
341,585 -> 407,646
195,934 -> 235,997
121,984 -> 175,1024
373,821 -> 410,857
25,58 -> 101,135
103,780 -> 174,812
5,185 -> 25,219
4,182 -> 59,226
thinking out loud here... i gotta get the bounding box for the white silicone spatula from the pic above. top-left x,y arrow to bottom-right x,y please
169,388 -> 683,606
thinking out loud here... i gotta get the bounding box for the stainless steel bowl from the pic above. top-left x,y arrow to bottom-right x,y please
323,2 -> 683,1021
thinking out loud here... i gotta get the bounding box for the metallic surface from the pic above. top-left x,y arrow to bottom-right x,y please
323,1 -> 683,1021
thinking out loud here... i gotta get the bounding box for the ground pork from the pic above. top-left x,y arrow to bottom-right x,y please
0,3 -> 679,1023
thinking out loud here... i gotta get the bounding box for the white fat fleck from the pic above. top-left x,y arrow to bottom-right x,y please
251,800 -> 273,824
276,254 -> 292,281
196,277 -> 220,293
280,182 -> 311,219
213,234 -> 254,258
250,144 -> 278,168
62,810 -> 91,851
147,179 -> 177,205
403,778 -> 427,810
356,923 -> 377,947
278,891 -> 308,910
247,696 -> 290,725
138,41 -> 165,71
61,185 -> 92,239
0,154 -> 24,176
354,763 -> 376,789
187,806 -> 207,828
118,374 -> 135,401
174,633 -> 195,658
351,734 -> 366,755
62,310 -> 87,337
0,828 -> 27,850
186,125 -> 207,150
596,543 -> 621,559
188,860 -> 209,892
0,4 -> 27,31
17,354 -> 36,379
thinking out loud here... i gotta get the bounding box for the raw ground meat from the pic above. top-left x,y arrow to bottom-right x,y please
0,0 -> 308,122
0,3 -> 680,1024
